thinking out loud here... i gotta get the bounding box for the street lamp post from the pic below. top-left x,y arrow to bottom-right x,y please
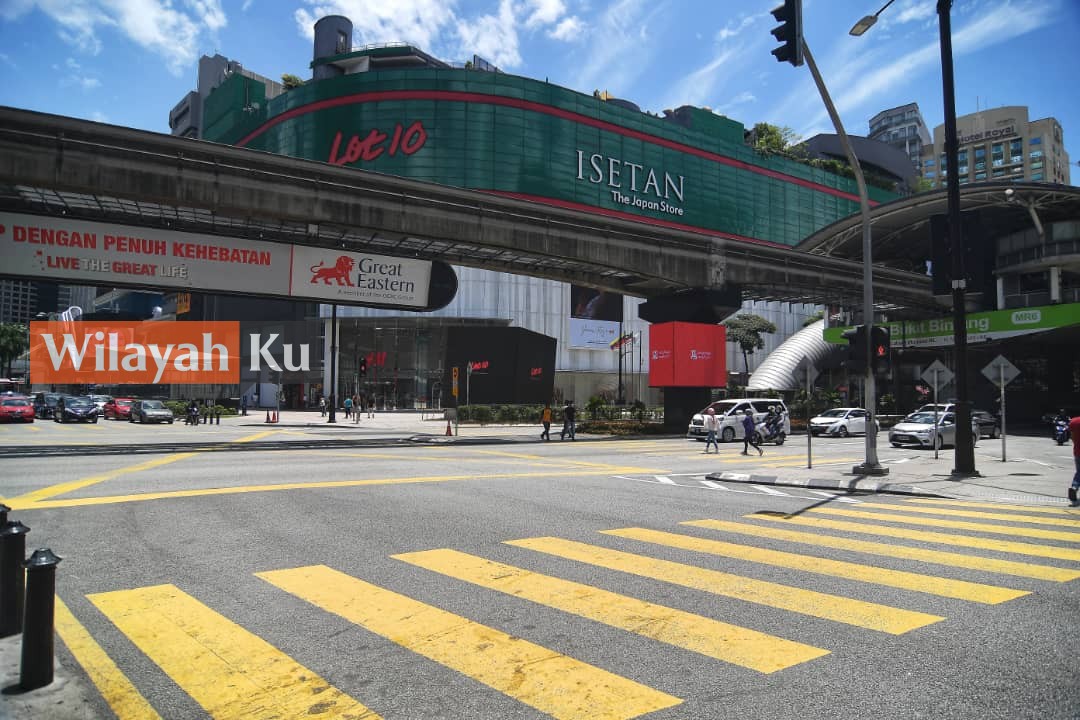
799,39 -> 887,475
851,0 -> 975,476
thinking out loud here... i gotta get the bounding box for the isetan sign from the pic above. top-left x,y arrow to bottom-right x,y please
1,212 -> 434,309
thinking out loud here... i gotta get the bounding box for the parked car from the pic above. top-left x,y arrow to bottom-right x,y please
916,403 -> 955,415
32,392 -> 61,419
103,397 -> 136,420
889,411 -> 978,450
130,399 -> 175,424
55,395 -> 99,423
0,397 -> 35,422
808,407 -> 876,437
89,394 -> 113,411
688,398 -> 790,442
971,409 -> 1001,439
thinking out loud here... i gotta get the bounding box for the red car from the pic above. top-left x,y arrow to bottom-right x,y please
0,397 -> 35,422
103,397 -> 136,420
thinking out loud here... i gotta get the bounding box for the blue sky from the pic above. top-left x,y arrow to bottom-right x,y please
0,0 -> 1077,179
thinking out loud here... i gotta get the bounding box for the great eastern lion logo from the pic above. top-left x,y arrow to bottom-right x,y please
310,256 -> 355,286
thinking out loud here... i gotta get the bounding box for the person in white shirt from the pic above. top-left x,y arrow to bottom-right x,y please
703,407 -> 720,453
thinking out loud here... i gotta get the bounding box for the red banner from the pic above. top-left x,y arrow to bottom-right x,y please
648,322 -> 726,387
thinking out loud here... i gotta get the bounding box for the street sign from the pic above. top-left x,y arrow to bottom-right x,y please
452,366 -> 459,397
920,359 -> 953,392
981,354 -> 1020,388
793,356 -> 819,387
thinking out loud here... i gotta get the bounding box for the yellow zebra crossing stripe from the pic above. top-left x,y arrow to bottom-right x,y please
904,498 -> 1080,515
505,537 -> 942,634
53,596 -> 162,720
393,548 -> 828,674
807,507 -> 1080,543
257,565 -> 682,720
853,502 -> 1080,528
602,527 -> 1028,604
87,584 -> 380,720
748,513 -> 1080,562
682,519 -> 1080,582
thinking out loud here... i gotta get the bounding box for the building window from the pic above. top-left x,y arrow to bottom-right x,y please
992,159 -> 1004,167
924,158 -> 935,167
1011,155 -> 1023,164
1010,139 -> 1023,154
1030,150 -> 1043,159
925,171 -> 936,178
975,161 -> 986,171
958,150 -> 968,162
1011,166 -> 1023,173
1032,161 -> 1044,170
1031,173 -> 1043,180
958,166 -> 968,174
974,146 -> 986,158
1029,136 -> 1042,145
992,169 -> 1005,178
959,176 -> 970,184
975,172 -> 987,180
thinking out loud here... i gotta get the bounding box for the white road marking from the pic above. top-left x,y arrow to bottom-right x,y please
700,480 -> 732,490
807,490 -> 861,504
654,475 -> 677,484
751,484 -> 790,496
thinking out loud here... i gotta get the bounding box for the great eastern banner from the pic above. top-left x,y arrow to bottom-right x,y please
0,211 -> 439,310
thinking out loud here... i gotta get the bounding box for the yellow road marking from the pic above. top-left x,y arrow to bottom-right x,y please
88,584 -> 379,719
258,565 -> 681,720
853,502 -> 1080,528
603,527 -> 1027,604
54,596 -> 162,720
506,537 -> 942,634
747,513 -> 1080,562
905,498 -> 1080,515
8,467 -> 660,511
808,507 -> 1080,543
393,548 -> 828,674
684,519 -> 1080,582
7,453 -> 198,506
28,425 -> 41,431
470,448 -> 666,473
231,430 -> 282,443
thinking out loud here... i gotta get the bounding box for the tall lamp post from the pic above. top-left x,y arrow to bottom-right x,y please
851,0 -> 976,476
771,0 -> 886,474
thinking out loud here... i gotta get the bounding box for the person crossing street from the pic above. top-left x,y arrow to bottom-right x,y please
741,409 -> 762,456
702,407 -> 719,453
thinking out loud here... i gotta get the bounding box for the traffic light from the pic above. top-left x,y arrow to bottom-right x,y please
770,0 -> 804,67
870,325 -> 890,375
359,355 -> 367,376
841,325 -> 867,372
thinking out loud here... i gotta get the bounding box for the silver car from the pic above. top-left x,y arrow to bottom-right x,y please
889,411 -> 978,450
808,407 -> 875,437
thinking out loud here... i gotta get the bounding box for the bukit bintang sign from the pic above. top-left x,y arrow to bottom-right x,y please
0,212 -> 437,310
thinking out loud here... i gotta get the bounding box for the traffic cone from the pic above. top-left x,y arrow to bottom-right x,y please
272,411 -> 279,423
445,420 -> 452,436
265,410 -> 271,423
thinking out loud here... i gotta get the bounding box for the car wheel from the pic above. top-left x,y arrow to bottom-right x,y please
92,417 -> 98,424
168,419 -> 174,424
838,426 -> 849,438
934,434 -> 944,450
891,442 -> 902,448
721,427 -> 735,443
990,426 -> 1000,439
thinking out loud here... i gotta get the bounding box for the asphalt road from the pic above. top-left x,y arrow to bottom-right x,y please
1,422 -> 1078,720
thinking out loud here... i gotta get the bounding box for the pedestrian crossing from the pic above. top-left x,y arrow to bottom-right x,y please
59,498 -> 1079,719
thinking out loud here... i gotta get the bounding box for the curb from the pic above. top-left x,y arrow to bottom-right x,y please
705,472 -> 950,498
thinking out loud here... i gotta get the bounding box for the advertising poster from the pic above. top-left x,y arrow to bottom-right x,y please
568,284 -> 623,349
649,321 -> 726,387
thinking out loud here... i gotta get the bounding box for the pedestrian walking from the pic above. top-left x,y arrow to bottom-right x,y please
540,403 -> 552,441
241,395 -> 248,417
702,407 -> 719,453
560,400 -> 576,440
1069,413 -> 1080,506
343,395 -> 352,419
368,393 -> 376,418
319,396 -> 326,417
352,394 -> 361,423
741,409 -> 762,456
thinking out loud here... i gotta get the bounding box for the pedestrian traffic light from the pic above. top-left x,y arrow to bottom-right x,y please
870,325 -> 890,375
359,356 -> 367,376
770,0 -> 804,67
841,325 -> 867,372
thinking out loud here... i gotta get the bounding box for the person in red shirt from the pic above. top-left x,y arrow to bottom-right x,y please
1070,415 -> 1080,506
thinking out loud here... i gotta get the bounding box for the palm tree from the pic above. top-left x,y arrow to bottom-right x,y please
0,323 -> 28,378
723,314 -> 777,376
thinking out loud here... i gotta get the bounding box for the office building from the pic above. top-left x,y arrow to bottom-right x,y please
869,103 -> 931,177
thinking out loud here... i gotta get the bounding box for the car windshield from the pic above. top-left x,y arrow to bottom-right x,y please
2,399 -> 29,406
66,397 -> 94,407
903,413 -> 941,425
116,399 -> 133,406
819,409 -> 848,418
707,401 -> 739,415
90,395 -> 112,402
142,401 -> 165,410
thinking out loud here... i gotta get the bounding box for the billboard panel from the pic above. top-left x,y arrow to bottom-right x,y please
569,285 -> 623,349
445,327 -> 556,404
649,322 -> 726,387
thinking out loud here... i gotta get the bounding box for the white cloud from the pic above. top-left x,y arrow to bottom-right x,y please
456,0 -> 521,67
90,110 -> 110,122
294,0 -> 456,50
524,0 -> 564,28
715,90 -> 757,115
716,13 -> 758,42
184,0 -> 226,33
894,0 -> 936,24
548,16 -> 583,41
241,0 -> 253,10
571,0 -> 669,96
60,56 -> 101,90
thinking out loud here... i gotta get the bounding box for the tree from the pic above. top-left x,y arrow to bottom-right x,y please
281,74 -> 303,90
723,314 -> 777,376
0,323 -> 28,378
750,122 -> 799,156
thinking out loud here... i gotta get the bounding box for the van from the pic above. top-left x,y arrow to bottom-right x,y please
687,398 -> 790,442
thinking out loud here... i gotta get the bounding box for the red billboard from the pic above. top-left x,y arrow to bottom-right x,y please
648,322 -> 726,387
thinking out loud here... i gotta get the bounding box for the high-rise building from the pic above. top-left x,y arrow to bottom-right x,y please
169,54 -> 284,139
0,280 -> 58,324
922,106 -> 1070,188
868,103 -> 931,177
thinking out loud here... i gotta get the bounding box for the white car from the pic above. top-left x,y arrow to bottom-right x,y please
808,407 -> 875,437
688,398 -> 790,442
889,411 -> 978,450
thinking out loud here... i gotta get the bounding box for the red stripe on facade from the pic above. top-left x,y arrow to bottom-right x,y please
479,189 -> 790,249
236,90 -> 871,205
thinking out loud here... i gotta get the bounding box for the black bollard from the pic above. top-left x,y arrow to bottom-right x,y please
0,503 -> 9,527
0,520 -> 30,637
20,548 -> 62,690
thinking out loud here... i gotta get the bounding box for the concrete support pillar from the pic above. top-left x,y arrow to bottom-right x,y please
996,276 -> 1005,310
1049,266 -> 1061,303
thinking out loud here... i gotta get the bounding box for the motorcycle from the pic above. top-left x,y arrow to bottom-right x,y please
753,417 -> 787,446
1053,418 -> 1069,445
